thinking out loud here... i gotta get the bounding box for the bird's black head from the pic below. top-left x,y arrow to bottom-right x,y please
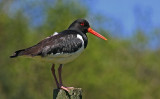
68,18 -> 107,40
68,19 -> 90,33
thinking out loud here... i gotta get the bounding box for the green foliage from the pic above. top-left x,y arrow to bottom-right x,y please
0,1 -> 160,99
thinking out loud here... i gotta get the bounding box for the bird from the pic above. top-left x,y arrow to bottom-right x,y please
10,18 -> 107,92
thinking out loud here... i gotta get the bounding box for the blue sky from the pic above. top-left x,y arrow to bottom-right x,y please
8,0 -> 160,37
3,0 -> 159,49
83,0 -> 160,37
6,0 -> 160,44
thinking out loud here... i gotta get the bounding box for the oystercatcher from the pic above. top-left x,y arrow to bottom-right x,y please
10,19 -> 107,91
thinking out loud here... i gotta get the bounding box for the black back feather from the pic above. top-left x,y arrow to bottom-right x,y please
10,30 -> 88,58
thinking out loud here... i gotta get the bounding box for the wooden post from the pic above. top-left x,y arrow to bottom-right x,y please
53,88 -> 82,99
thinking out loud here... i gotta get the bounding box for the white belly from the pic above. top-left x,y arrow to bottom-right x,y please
43,48 -> 84,64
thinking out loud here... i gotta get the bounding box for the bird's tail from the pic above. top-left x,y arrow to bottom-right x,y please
10,49 -> 25,58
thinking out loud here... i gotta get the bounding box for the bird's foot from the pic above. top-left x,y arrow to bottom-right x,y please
60,86 -> 74,92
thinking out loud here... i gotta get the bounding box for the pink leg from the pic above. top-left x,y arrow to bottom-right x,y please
58,64 -> 63,86
58,64 -> 74,92
51,64 -> 59,88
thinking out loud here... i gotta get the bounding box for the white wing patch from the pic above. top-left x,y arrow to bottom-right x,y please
77,34 -> 84,43
45,32 -> 59,39
52,32 -> 58,36
76,34 -> 84,54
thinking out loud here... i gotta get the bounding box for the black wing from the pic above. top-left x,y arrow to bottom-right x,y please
10,30 -> 84,58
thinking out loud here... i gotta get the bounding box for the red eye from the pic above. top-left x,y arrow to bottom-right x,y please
80,22 -> 84,26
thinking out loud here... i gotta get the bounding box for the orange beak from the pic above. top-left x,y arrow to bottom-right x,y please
88,28 -> 107,40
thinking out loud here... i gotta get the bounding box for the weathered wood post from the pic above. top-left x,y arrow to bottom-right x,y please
53,88 -> 82,99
